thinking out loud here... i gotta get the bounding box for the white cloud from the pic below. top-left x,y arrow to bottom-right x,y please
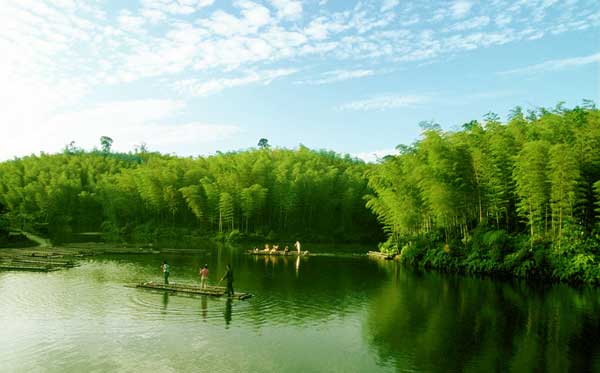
141,0 -> 214,16
200,6 -> 271,37
304,16 -> 349,40
337,95 -> 428,111
118,10 -> 146,33
296,69 -> 374,85
446,16 -> 490,31
174,68 -> 298,96
269,0 -> 302,20
495,14 -> 512,26
451,1 -> 472,18
499,52 -> 600,75
237,1 -> 272,28
381,0 -> 400,12
0,0 -> 599,160
2,0 -> 594,96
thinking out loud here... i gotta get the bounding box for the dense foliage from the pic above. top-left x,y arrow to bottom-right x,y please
366,102 -> 600,283
3,102 -> 600,284
0,146 -> 382,246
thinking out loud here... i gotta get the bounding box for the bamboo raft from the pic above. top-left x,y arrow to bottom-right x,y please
367,251 -> 397,260
0,264 -> 62,272
247,250 -> 309,256
0,256 -> 78,272
134,282 -> 253,300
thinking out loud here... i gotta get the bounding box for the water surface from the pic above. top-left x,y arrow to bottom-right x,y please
1,246 -> 600,372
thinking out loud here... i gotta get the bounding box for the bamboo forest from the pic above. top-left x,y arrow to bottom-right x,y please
4,0 -> 600,370
2,103 -> 600,284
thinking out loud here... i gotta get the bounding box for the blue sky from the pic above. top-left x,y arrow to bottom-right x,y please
0,0 -> 598,162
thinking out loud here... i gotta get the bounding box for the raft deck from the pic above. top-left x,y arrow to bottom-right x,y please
135,282 -> 252,300
247,250 -> 309,256
0,264 -> 62,272
0,256 -> 78,272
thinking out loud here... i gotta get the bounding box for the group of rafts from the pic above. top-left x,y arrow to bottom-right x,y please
134,242 -> 307,300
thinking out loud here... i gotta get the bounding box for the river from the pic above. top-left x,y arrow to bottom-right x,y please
1,245 -> 600,372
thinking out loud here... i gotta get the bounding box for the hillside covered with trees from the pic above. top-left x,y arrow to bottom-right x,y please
2,102 -> 600,283
0,144 -> 382,246
366,102 -> 600,283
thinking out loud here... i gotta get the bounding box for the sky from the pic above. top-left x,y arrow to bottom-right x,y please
0,0 -> 599,162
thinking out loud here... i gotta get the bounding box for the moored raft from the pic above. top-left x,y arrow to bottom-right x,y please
0,264 -> 62,272
0,256 -> 79,272
247,250 -> 309,256
134,282 -> 252,300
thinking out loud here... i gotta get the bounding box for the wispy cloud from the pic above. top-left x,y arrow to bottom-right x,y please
446,15 -> 490,32
174,68 -> 298,96
295,69 -> 374,85
499,53 -> 600,75
2,0 -> 596,98
381,0 -> 400,12
337,95 -> 429,111
0,0 -> 599,158
451,1 -> 472,19
269,0 -> 302,20
142,0 -> 214,17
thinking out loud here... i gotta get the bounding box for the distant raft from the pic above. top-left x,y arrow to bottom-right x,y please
134,282 -> 252,300
247,250 -> 310,256
0,256 -> 78,272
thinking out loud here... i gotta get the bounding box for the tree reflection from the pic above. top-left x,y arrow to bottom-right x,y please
365,266 -> 600,372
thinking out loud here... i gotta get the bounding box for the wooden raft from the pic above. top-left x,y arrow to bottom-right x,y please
0,257 -> 78,272
0,264 -> 62,272
247,250 -> 309,256
135,282 -> 252,300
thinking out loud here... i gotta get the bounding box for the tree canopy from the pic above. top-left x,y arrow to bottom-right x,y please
0,146 -> 381,245
366,102 -> 600,283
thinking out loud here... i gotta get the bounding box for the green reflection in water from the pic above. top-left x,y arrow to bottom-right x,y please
366,262 -> 600,372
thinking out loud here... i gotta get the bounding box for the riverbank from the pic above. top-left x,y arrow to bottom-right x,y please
382,230 -> 600,286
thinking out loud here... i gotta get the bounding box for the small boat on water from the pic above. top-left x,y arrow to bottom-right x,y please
246,250 -> 309,256
132,282 -> 252,300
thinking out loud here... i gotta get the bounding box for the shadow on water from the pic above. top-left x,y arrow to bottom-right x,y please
200,295 -> 207,321
224,298 -> 232,327
162,291 -> 169,311
365,263 -> 600,372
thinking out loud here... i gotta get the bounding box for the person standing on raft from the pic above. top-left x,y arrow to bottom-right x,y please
200,264 -> 209,289
162,260 -> 170,284
219,264 -> 234,297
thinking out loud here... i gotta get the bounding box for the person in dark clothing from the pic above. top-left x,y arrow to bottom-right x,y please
219,264 -> 234,297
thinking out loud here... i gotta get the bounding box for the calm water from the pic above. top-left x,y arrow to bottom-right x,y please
1,246 -> 600,372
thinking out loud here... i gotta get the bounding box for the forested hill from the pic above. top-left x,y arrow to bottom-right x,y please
2,103 -> 600,282
0,146 -> 383,245
366,103 -> 600,283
